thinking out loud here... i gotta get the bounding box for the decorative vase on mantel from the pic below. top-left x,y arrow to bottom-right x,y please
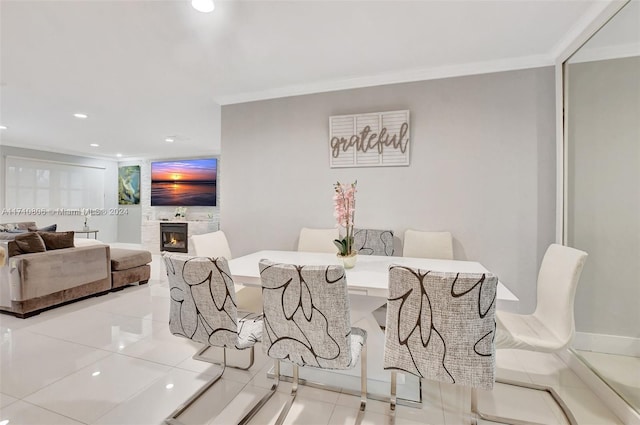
338,252 -> 358,269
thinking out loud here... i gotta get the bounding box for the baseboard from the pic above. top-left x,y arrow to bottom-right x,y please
558,350 -> 640,425
573,331 -> 640,357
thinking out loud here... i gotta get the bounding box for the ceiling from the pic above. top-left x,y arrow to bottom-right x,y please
0,0 -> 612,160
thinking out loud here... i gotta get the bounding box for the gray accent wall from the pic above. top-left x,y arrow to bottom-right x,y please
567,56 -> 640,338
221,67 -> 556,314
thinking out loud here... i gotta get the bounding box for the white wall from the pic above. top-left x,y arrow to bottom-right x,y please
0,145 -> 119,242
221,67 -> 556,314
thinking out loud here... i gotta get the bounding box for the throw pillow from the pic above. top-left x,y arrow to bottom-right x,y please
38,231 -> 75,250
28,224 -> 58,232
13,232 -> 47,255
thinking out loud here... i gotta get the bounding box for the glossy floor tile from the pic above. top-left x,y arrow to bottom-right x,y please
0,400 -> 85,425
0,253 -> 628,425
0,330 -> 111,398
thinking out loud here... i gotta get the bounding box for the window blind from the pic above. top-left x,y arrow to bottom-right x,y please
5,156 -> 105,209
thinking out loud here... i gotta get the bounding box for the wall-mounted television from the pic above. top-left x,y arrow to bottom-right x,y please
151,158 -> 217,206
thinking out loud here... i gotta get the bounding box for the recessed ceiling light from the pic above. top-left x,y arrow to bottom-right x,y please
90,143 -> 99,147
73,113 -> 88,119
0,125 -> 7,130
165,383 -> 174,389
165,138 -> 175,143
116,153 -> 123,158
92,371 -> 101,377
192,0 -> 214,13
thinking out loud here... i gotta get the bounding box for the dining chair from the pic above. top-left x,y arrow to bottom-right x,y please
384,266 -> 498,425
239,260 -> 368,425
190,230 -> 262,314
353,228 -> 394,256
190,230 -> 232,260
352,228 -> 395,327
477,244 -> 588,425
162,253 -> 264,425
297,227 -> 340,253
403,229 -> 454,260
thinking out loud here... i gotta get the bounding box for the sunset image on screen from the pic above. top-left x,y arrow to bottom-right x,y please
151,159 -> 216,182
151,158 -> 217,206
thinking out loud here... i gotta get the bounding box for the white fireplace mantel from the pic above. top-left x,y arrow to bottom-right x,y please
141,220 -> 218,254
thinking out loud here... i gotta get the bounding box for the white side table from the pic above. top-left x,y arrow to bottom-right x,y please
74,229 -> 99,239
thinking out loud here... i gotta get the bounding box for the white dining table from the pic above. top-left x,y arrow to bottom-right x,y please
228,250 -> 517,300
228,250 -> 518,406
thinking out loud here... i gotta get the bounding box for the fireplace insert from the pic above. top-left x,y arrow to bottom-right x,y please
160,223 -> 188,253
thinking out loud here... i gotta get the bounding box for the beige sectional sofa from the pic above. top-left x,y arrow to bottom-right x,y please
0,221 -> 110,317
1,244 -> 112,318
0,221 -> 152,318
0,222 -> 111,318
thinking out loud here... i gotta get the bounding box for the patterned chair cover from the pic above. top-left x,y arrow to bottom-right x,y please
353,228 -> 394,256
163,253 -> 262,350
259,259 -> 366,370
383,266 -> 497,390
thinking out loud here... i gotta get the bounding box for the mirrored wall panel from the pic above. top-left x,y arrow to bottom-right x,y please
565,0 -> 639,413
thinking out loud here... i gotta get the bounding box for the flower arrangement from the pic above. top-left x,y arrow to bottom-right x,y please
174,207 -> 187,219
333,181 -> 357,257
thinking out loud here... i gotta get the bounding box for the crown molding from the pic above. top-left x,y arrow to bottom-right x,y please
569,42 -> 640,64
0,141 -> 119,163
215,54 -> 553,105
551,0 -> 629,64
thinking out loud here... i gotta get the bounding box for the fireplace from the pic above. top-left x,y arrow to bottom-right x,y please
160,223 -> 188,253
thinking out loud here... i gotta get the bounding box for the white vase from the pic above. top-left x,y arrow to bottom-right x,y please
338,252 -> 358,269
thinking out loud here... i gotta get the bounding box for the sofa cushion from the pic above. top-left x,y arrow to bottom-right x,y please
110,248 -> 152,271
38,231 -> 75,250
12,232 -> 47,256
28,223 -> 58,232
0,222 -> 37,231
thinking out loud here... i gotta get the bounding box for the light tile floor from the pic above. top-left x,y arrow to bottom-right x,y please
0,252 -> 626,425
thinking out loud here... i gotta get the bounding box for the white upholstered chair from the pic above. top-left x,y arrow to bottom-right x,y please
190,230 -> 232,260
384,266 -> 498,424
478,244 -> 588,425
402,230 -> 454,260
190,230 -> 262,314
297,227 -> 340,253
239,260 -> 367,425
162,253 -> 263,425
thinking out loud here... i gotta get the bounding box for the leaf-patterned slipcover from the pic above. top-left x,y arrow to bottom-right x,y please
259,259 -> 366,370
353,228 -> 394,256
383,266 -> 497,390
163,253 -> 262,350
